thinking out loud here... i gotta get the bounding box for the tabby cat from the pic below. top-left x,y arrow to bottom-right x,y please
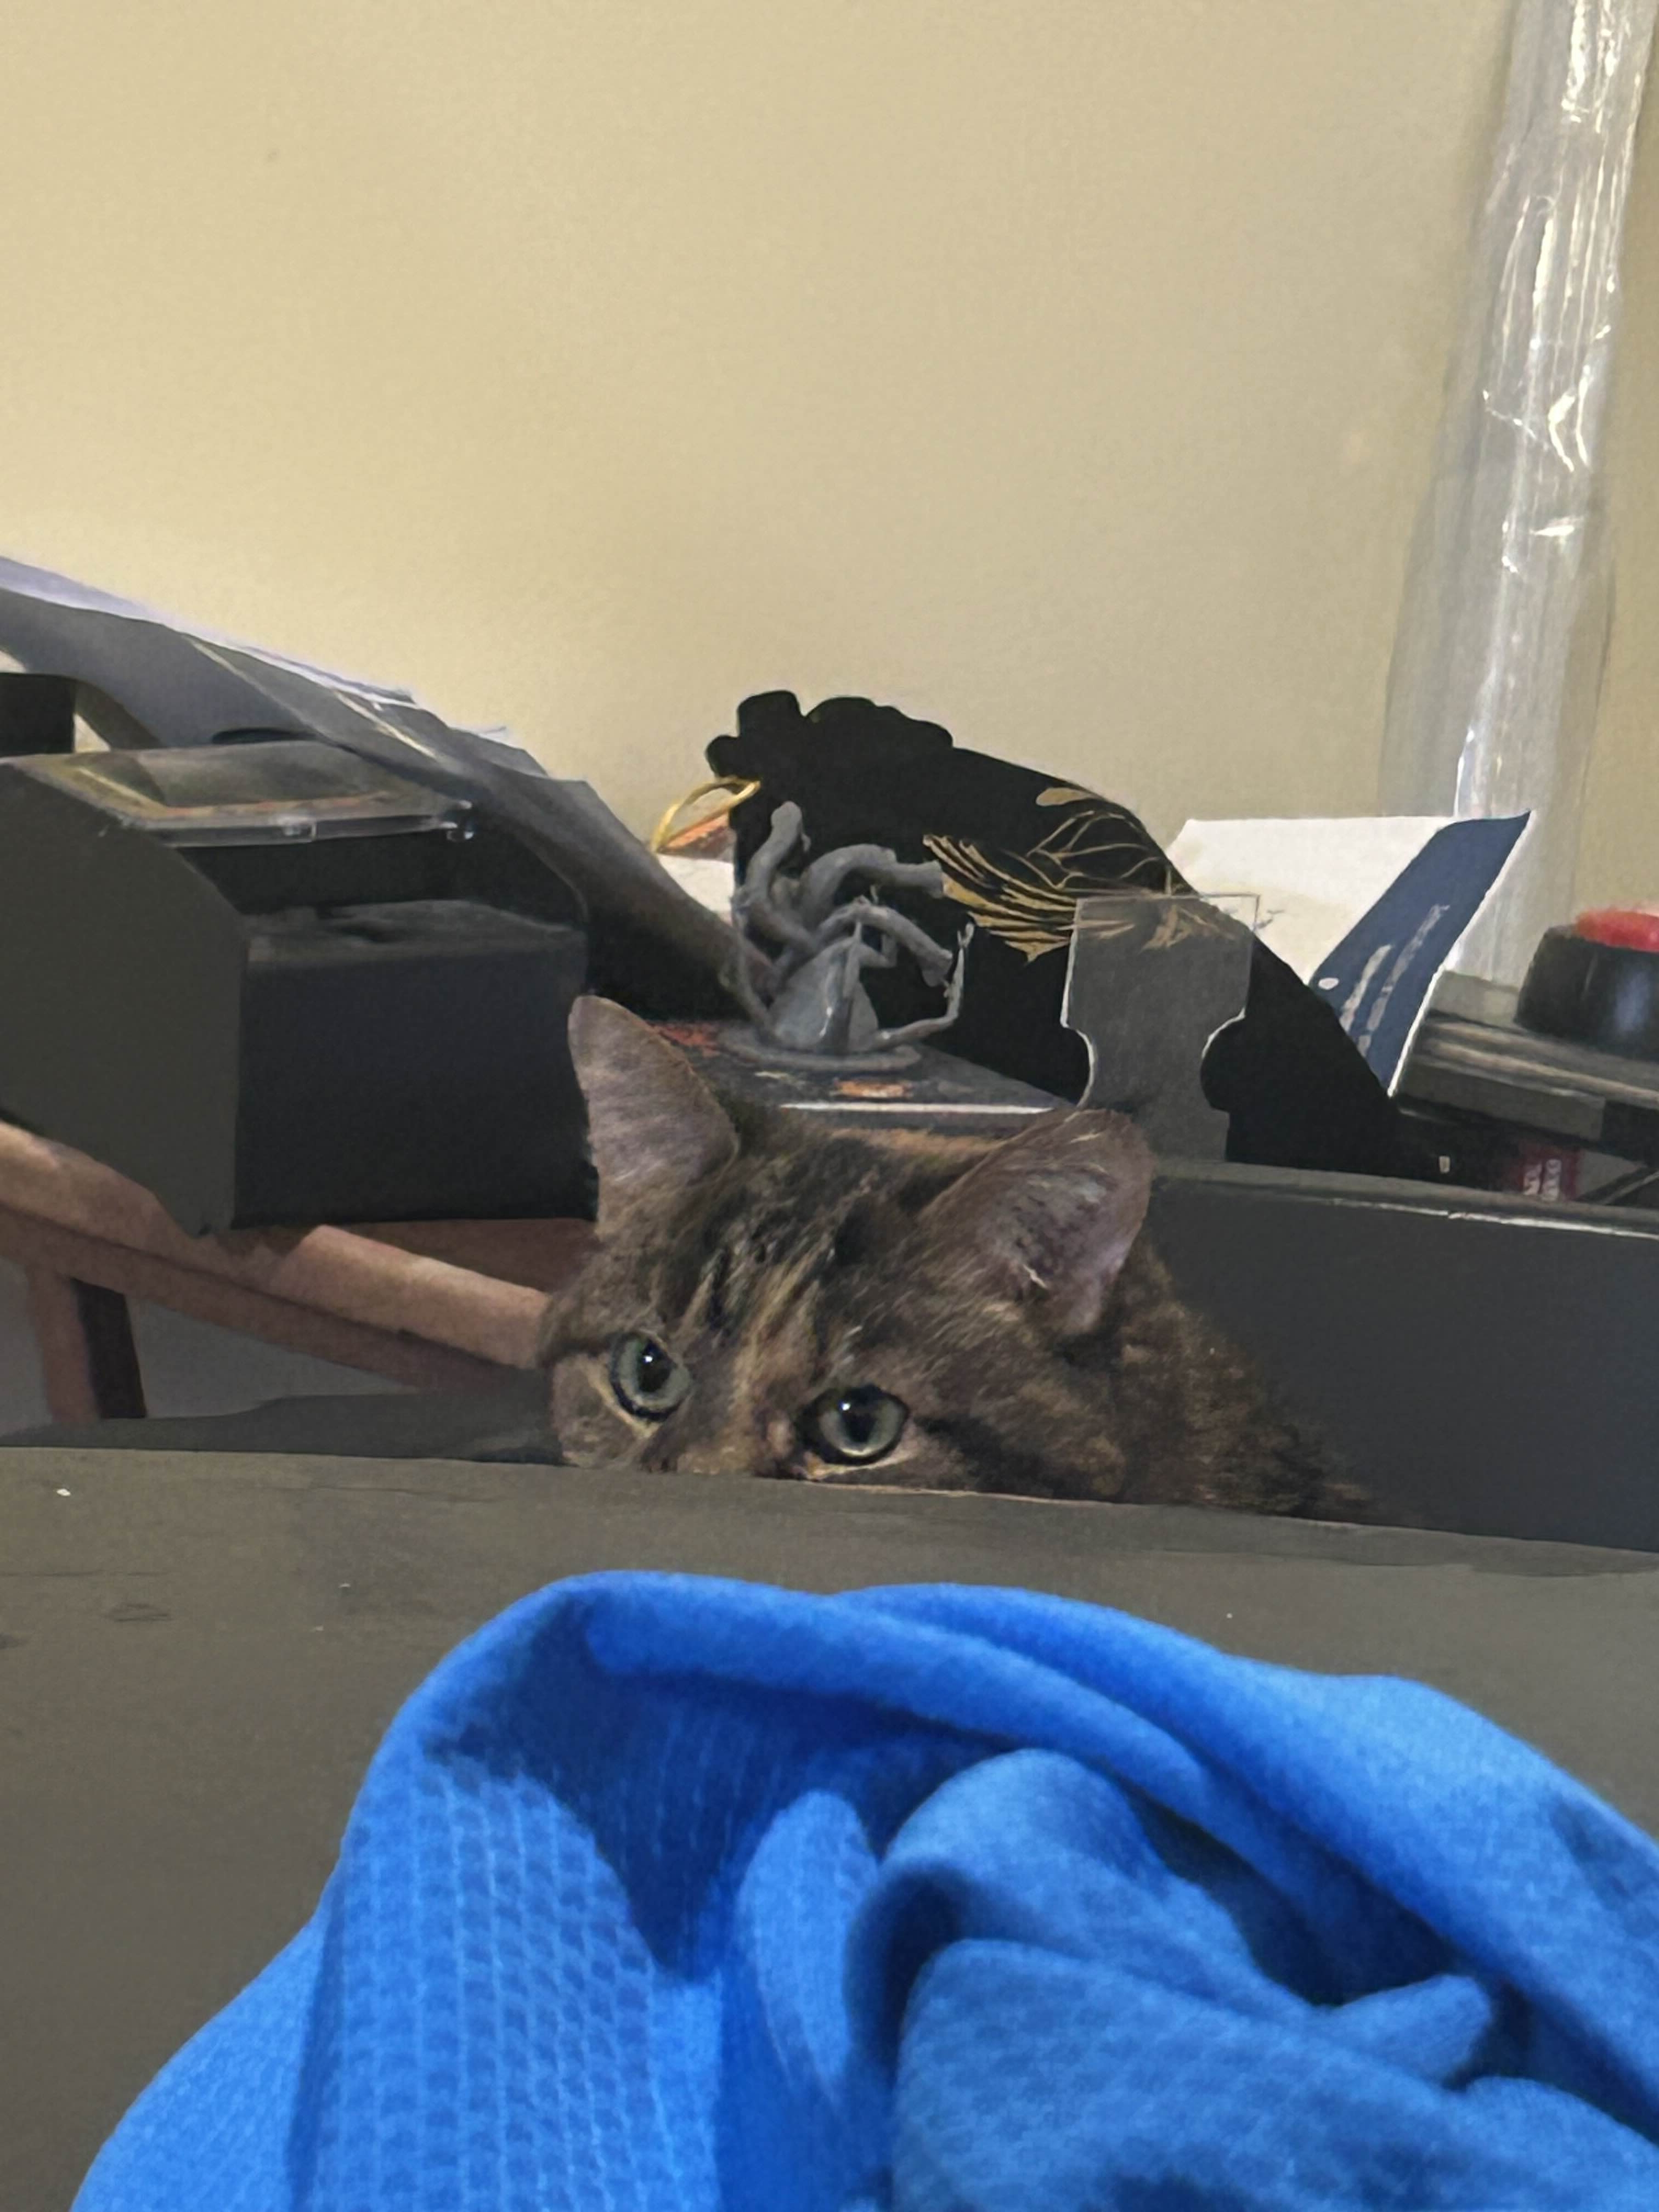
539,996 -> 1359,1517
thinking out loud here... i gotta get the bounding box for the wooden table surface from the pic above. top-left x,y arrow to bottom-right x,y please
0,1118 -> 596,1423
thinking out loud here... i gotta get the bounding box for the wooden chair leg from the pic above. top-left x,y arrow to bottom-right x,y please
24,1269 -> 147,1423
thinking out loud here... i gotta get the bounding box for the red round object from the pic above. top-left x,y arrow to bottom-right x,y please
1574,906 -> 1659,953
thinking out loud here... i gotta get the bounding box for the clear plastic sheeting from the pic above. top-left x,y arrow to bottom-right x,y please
1379,0 -> 1658,984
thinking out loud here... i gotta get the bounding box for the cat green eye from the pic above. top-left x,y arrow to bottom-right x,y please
803,1385 -> 908,1465
609,1331 -> 692,1420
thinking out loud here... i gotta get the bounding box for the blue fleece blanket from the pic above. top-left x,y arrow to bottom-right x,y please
76,1574 -> 1659,2210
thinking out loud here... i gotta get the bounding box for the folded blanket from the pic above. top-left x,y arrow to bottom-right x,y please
76,1575 -> 1659,2210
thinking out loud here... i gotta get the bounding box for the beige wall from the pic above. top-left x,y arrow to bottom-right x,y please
0,2 -> 1557,860
1581,79 -> 1659,913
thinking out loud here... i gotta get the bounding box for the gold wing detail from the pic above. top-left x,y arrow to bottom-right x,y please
926,803 -> 1184,963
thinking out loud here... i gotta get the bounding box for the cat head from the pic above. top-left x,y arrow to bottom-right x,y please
539,997 -> 1166,1495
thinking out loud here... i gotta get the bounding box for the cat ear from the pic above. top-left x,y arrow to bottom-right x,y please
568,997 -> 738,1228
923,1110 -> 1154,1336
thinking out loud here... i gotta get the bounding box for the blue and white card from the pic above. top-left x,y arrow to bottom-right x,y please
1167,814 -> 1531,1091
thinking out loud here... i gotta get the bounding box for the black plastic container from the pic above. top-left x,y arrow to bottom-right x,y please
0,741 -> 591,1231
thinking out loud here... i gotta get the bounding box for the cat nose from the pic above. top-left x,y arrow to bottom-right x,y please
666,1409 -> 800,1479
763,1412 -> 796,1464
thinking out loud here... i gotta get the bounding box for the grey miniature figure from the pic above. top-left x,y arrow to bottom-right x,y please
727,803 -> 967,1064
